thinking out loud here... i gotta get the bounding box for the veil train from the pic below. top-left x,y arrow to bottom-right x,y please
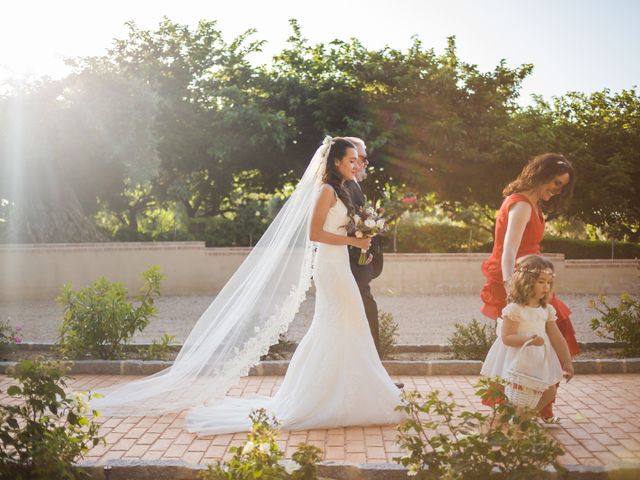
93,137 -> 334,416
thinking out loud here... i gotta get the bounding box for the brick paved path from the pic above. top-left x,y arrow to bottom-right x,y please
2,374 -> 638,468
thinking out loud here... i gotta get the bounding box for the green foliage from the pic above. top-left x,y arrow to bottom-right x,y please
448,319 -> 497,360
395,378 -> 564,479
379,311 -> 400,359
378,187 -> 421,223
137,333 -> 177,361
0,317 -> 22,357
56,266 -> 163,359
541,236 -> 640,259
590,293 -> 640,357
199,408 -> 322,480
539,90 -> 640,241
0,358 -> 103,480
2,18 -> 639,244
387,222 -> 489,253
263,334 -> 296,361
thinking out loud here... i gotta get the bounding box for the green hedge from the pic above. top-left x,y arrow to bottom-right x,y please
386,223 -> 640,258
477,235 -> 640,259
540,236 -> 640,259
383,223 -> 491,253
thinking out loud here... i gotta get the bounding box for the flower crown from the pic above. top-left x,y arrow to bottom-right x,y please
514,265 -> 556,277
323,136 -> 335,147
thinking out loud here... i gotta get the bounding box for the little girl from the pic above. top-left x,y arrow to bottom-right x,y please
481,254 -> 574,413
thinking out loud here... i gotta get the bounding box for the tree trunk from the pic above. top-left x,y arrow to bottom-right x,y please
1,182 -> 107,244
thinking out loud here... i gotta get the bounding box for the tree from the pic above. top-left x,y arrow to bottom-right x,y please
0,80 -> 109,243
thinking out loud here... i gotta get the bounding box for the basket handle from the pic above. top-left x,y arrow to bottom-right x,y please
510,336 -> 549,372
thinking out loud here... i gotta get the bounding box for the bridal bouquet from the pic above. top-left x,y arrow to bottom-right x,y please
347,203 -> 388,265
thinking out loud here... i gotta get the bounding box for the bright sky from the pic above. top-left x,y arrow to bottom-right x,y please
1,0 -> 639,104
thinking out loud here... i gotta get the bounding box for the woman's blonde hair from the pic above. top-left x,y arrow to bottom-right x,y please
508,255 -> 555,307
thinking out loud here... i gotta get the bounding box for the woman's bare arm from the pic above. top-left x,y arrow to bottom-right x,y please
501,202 -> 531,283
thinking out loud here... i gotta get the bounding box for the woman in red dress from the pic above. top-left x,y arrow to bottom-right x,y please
480,153 -> 580,422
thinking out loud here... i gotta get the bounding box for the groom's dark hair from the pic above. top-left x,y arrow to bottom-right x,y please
323,137 -> 356,219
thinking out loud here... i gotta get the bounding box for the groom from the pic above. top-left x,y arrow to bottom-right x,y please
344,137 -> 384,356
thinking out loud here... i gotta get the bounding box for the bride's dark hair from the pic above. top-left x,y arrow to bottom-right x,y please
322,137 -> 356,218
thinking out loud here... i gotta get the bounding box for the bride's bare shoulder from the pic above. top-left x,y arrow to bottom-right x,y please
319,183 -> 337,197
317,184 -> 338,206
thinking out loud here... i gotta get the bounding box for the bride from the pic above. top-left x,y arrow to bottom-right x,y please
93,137 -> 404,434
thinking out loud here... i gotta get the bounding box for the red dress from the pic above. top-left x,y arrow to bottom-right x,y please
480,194 -> 580,356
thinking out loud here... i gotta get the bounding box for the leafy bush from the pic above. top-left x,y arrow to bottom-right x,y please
0,317 -> 23,357
379,311 -> 399,359
200,408 -> 322,480
448,319 -> 497,360
590,293 -> 640,357
0,358 -> 103,480
137,333 -> 176,361
57,266 -> 163,359
395,378 -> 564,479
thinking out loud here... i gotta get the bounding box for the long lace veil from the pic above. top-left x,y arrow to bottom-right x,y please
93,137 -> 334,415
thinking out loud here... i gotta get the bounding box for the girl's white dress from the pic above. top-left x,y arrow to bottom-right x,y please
481,303 -> 564,386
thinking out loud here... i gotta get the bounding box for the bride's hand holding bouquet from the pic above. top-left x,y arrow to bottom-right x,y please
346,203 -> 388,265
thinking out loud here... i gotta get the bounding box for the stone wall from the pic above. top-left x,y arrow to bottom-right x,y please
1,242 -> 637,301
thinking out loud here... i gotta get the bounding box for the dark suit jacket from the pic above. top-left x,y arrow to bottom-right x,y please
344,180 -> 384,279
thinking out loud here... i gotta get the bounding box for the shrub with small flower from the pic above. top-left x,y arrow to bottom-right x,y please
378,189 -> 420,253
395,378 -> 564,479
0,316 -> 23,356
0,358 -> 104,480
200,408 -> 322,480
448,318 -> 497,360
590,292 -> 640,357
380,191 -> 419,222
379,311 -> 400,359
56,266 -> 163,359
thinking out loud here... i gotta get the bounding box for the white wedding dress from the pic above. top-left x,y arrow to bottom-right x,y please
185,197 -> 404,434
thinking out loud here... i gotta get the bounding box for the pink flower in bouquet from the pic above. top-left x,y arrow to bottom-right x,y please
378,207 -> 385,214
14,335 -> 22,344
15,325 -> 22,332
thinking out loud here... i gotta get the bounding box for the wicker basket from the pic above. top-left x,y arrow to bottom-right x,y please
504,338 -> 549,409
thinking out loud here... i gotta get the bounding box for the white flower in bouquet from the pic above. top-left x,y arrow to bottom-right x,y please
346,201 -> 390,265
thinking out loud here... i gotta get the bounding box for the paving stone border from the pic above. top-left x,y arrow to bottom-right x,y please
1,357 -> 638,376
77,458 -> 640,480
11,341 -> 628,353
